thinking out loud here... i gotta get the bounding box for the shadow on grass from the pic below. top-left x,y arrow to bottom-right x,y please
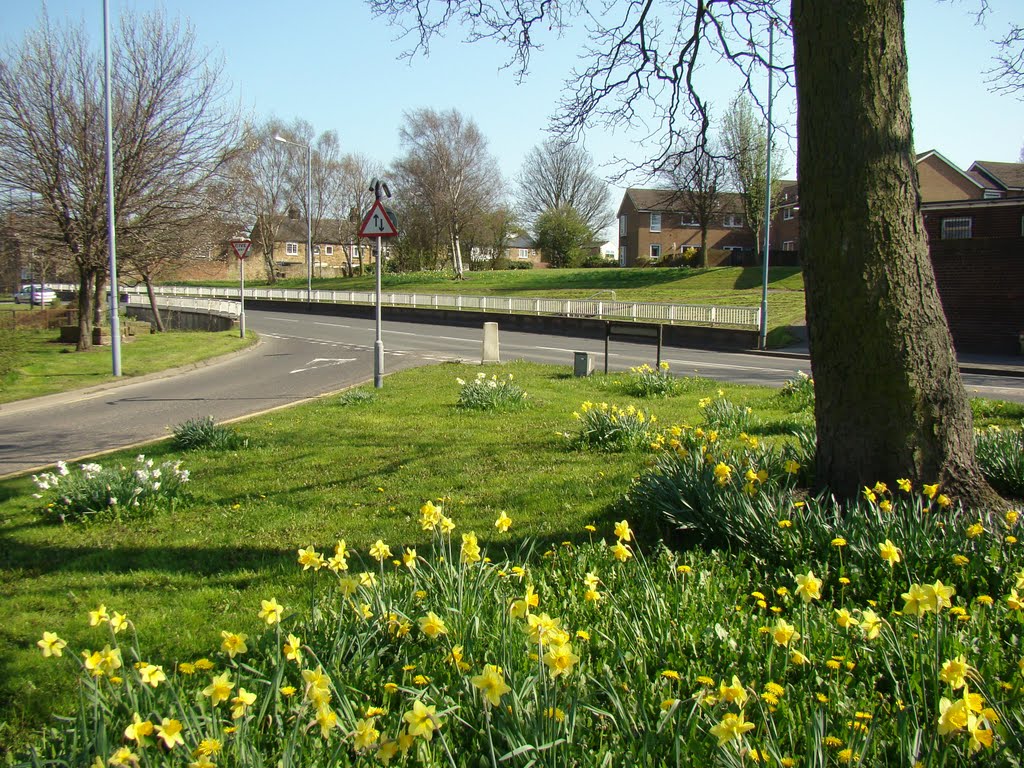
731,266 -> 802,290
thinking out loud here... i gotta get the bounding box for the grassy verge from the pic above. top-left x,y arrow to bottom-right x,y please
0,329 -> 255,404
3,362 -> 1020,763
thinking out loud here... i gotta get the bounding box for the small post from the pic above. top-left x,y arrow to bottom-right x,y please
239,254 -> 246,338
374,234 -> 384,388
482,322 -> 500,363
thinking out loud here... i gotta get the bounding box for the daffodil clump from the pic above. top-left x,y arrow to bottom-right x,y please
699,389 -> 755,432
27,503 -> 1024,767
455,372 -> 527,411
32,455 -> 190,523
974,420 -> 1024,498
620,361 -> 683,398
567,400 -> 658,451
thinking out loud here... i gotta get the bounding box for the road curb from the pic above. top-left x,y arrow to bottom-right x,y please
0,336 -> 264,418
755,350 -> 1024,378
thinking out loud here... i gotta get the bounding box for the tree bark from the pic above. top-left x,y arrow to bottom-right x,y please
792,0 -> 999,505
75,270 -> 93,351
144,273 -> 164,332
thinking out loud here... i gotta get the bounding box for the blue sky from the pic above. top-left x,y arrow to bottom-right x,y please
4,1 -> 1023,238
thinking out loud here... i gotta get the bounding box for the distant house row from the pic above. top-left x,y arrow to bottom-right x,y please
616,150 -> 1024,266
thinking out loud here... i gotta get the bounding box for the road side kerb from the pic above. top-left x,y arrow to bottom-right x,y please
756,348 -> 1024,378
0,336 -> 264,418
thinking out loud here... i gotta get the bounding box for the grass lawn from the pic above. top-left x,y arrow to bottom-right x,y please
2,361 -> 1021,763
176,266 -> 808,340
0,328 -> 255,404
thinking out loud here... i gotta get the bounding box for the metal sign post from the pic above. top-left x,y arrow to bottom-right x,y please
358,179 -> 397,389
230,239 -> 252,338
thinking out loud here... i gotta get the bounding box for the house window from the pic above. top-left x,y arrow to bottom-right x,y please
680,213 -> 698,227
285,242 -> 299,256
325,245 -> 334,256
650,213 -> 662,233
619,246 -> 627,266
518,249 -> 530,260
724,214 -> 743,228
940,217 -> 972,239
313,245 -> 321,255
782,240 -> 795,251
650,244 -> 661,261
783,208 -> 794,221
619,215 -> 627,236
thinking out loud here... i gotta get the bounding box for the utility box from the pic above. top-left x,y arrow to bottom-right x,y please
573,351 -> 593,377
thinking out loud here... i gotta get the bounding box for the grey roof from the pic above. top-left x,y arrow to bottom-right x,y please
506,235 -> 535,249
969,161 -> 1024,191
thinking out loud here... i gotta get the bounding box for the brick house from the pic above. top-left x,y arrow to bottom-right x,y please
470,234 -> 544,267
248,214 -> 375,279
616,188 -> 756,266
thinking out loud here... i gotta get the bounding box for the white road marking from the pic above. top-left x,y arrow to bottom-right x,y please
290,358 -> 356,374
314,321 -> 352,328
665,357 -> 794,374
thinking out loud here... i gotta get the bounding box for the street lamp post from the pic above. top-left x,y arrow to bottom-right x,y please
758,21 -> 776,352
273,135 -> 313,303
102,0 -> 122,375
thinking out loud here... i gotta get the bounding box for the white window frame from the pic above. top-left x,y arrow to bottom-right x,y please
649,212 -> 662,233
619,215 -> 627,236
518,248 -> 530,260
724,214 -> 743,228
680,213 -> 699,227
325,245 -> 334,256
285,242 -> 299,256
649,244 -> 661,261
940,217 -> 972,240
783,208 -> 794,221
782,240 -> 795,252
313,245 -> 321,256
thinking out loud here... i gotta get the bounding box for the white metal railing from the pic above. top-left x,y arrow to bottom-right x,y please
123,293 -> 240,318
53,283 -> 760,328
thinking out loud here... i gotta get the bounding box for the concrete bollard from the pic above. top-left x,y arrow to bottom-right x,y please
573,351 -> 593,377
482,322 -> 500,363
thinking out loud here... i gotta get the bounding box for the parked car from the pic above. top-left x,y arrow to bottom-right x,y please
13,285 -> 58,305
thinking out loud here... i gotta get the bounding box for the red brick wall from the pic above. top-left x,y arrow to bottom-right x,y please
930,237 -> 1024,355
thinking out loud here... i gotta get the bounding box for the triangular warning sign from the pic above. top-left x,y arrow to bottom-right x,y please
359,200 -> 398,238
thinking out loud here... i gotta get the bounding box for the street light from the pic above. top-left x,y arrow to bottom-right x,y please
758,21 -> 776,351
273,134 -> 313,303
102,0 -> 122,375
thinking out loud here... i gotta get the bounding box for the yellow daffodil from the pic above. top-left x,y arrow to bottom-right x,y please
543,641 -> 580,678
923,483 -> 940,500
860,609 -> 882,641
471,664 -> 512,707
403,699 -> 439,741
220,631 -> 247,658
418,612 -> 448,638
897,477 -> 912,492
772,618 -> 800,647
369,540 -> 392,562
614,520 -> 633,542
297,547 -> 324,571
352,717 -> 380,750
37,631 -> 67,658
879,539 -> 901,566
258,598 -> 284,625
202,671 -> 234,706
283,633 -> 303,663
494,512 -> 512,532
1007,589 -> 1024,611
124,713 -> 154,746
461,531 -> 482,564
718,675 -> 749,706
939,655 -> 971,690
108,747 -> 137,767
109,612 -> 129,634
795,570 -> 822,603
610,541 -> 633,562
923,580 -> 956,614
315,704 -> 339,738
230,688 -> 257,719
709,710 -> 755,747
138,662 -> 166,688
155,718 -> 184,749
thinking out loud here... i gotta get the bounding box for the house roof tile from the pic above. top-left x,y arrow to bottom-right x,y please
969,161 -> 1024,190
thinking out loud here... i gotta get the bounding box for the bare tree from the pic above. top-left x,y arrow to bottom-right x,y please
368,0 -> 1002,504
392,108 -> 504,278
0,10 -> 236,349
333,152 -> 385,276
661,144 -> 727,268
987,23 -> 1023,96
516,139 -> 611,235
721,93 -> 784,252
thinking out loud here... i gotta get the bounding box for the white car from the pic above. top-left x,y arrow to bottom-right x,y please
13,285 -> 58,305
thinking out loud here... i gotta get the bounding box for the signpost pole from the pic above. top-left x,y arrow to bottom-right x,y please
239,254 -> 246,338
374,234 -> 383,388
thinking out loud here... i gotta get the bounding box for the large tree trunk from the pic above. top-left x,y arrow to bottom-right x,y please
792,0 -> 998,505
144,273 -> 165,332
76,269 -> 94,352
92,275 -> 106,329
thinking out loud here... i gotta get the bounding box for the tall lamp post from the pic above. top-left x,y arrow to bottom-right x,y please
102,0 -> 122,375
758,21 -> 776,352
273,135 -> 313,303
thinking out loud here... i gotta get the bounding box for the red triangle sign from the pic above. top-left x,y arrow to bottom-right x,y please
359,200 -> 398,238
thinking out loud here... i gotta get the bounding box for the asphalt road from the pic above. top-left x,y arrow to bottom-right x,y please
2,307 -> 1022,478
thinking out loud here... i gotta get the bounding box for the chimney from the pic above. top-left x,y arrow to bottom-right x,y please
287,205 -> 300,220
